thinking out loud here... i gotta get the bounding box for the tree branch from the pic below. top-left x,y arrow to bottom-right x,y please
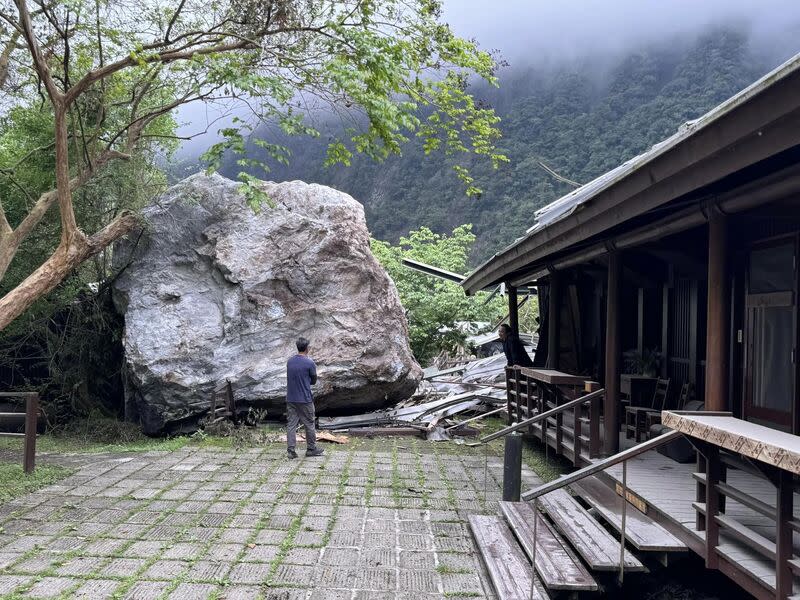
164,0 -> 187,43
15,0 -> 62,103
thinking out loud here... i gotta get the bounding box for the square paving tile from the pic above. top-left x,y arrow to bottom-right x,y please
123,580 -> 171,600
0,574 -> 30,594
141,559 -> 188,580
25,576 -> 78,598
168,582 -> 219,599
71,579 -> 121,599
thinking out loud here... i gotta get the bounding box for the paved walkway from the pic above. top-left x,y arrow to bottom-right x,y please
0,439 -> 543,599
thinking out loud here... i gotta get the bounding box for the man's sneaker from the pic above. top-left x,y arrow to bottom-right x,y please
305,448 -> 324,457
287,449 -> 298,459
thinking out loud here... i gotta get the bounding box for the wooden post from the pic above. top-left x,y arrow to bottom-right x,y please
661,285 -> 669,379
776,468 -> 793,600
705,211 -> 729,411
604,252 -> 621,456
573,401 -> 582,465
505,367 -> 514,426
23,393 -> 37,474
705,446 -> 721,569
637,288 -> 645,355
546,274 -> 560,369
508,284 -> 519,336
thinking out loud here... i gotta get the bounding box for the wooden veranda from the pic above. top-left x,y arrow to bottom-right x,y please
464,52 -> 800,600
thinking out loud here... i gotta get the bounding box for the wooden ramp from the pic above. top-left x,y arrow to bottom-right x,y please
571,476 -> 687,553
537,489 -> 646,572
468,514 -> 548,600
499,501 -> 598,592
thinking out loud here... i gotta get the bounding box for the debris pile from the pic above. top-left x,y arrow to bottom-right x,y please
318,353 -> 514,441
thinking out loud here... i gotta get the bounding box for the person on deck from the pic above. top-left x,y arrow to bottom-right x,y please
286,337 -> 323,459
498,323 -> 534,368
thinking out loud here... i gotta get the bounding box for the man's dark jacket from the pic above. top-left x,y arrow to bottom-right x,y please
503,334 -> 534,367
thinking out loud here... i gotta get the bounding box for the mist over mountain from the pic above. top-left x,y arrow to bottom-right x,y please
178,21 -> 799,264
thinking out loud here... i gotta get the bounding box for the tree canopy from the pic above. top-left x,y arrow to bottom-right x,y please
235,27 -> 786,262
0,0 -> 506,331
371,224 -> 505,364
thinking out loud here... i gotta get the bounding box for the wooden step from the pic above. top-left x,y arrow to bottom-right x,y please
468,515 -> 548,600
537,489 -> 646,572
499,501 -> 598,592
571,476 -> 687,553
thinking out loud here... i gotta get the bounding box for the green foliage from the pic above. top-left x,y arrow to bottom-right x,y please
0,463 -> 75,502
371,224 -> 505,365
231,27 -> 786,263
188,0 -> 506,196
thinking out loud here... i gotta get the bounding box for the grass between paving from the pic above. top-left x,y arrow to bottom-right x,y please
478,416 -> 571,483
0,413 -> 569,488
0,462 -> 76,503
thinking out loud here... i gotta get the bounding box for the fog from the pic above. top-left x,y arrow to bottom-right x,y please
174,0 -> 800,157
443,0 -> 800,65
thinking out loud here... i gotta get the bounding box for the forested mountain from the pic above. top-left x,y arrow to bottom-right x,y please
217,27 -> 797,263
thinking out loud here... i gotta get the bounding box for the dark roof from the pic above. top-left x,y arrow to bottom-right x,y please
462,52 -> 800,294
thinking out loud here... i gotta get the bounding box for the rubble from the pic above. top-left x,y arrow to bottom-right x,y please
318,352 -> 518,440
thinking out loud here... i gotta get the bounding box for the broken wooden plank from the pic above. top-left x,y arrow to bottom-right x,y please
468,514 -> 547,600
337,427 -> 426,438
538,489 -> 646,572
445,406 -> 507,431
571,476 -> 687,553
499,501 -> 598,592
278,431 -> 349,444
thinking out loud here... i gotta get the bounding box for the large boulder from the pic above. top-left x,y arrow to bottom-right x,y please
113,173 -> 422,434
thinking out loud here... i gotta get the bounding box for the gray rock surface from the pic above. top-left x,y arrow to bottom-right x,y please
113,173 -> 421,434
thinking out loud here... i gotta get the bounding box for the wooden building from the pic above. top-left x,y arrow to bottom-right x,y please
464,53 -> 800,453
463,54 -> 800,599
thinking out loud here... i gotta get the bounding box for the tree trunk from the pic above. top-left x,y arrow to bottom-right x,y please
0,211 -> 138,331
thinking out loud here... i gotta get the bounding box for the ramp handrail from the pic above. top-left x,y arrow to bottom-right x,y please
519,427 -> 683,590
521,429 -> 682,500
481,387 -> 605,443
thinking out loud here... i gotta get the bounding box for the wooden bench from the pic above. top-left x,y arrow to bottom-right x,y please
571,476 -> 687,553
468,514 -> 547,600
499,501 -> 598,592
537,488 -> 646,572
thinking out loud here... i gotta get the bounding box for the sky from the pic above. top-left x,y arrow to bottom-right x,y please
442,0 -> 800,66
176,0 -> 800,156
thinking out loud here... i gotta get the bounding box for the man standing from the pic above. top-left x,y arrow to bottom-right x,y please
498,323 -> 534,368
286,337 -> 323,459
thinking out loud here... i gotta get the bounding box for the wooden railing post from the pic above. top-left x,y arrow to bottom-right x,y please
705,446 -> 720,569
696,452 -> 707,532
555,394 -> 564,455
775,468 -> 793,600
526,380 -> 534,435
505,367 -> 514,425
573,401 -> 582,464
23,393 -> 37,474
590,393 -> 601,458
514,368 -> 522,424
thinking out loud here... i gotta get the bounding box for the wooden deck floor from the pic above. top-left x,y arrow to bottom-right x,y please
603,451 -> 800,594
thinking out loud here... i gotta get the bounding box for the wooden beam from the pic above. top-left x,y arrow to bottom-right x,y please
604,252 -> 621,456
776,468 -> 793,600
547,275 -> 560,369
705,211 -> 729,411
637,288 -> 645,354
661,284 -> 669,379
507,284 -> 519,335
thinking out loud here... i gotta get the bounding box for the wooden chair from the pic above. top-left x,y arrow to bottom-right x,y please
646,381 -> 692,430
624,378 -> 670,442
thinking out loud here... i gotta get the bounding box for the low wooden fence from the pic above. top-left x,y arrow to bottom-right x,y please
505,367 -> 601,465
0,392 -> 39,473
